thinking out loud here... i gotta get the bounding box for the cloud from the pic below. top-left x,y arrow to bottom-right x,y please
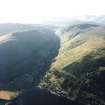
0,0 -> 105,23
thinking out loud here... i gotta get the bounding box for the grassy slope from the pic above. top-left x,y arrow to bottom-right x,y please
40,24 -> 105,105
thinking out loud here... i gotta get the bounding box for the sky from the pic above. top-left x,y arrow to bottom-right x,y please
0,0 -> 105,23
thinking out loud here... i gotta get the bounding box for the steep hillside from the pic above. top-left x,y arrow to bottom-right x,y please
40,24 -> 105,105
0,29 -> 60,100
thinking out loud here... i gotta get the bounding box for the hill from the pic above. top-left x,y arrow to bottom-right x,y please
40,24 -> 105,105
0,28 -> 60,104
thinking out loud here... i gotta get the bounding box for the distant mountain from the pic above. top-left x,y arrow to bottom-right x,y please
0,23 -> 57,35
81,15 -> 105,25
0,24 -> 34,34
43,15 -> 105,27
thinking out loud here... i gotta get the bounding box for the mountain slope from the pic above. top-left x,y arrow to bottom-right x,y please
40,24 -> 105,105
0,29 -> 60,91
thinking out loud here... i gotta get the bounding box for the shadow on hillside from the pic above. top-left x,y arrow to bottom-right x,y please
61,54 -> 105,91
63,54 -> 105,78
6,87 -> 82,105
60,53 -> 105,105
0,30 -> 60,91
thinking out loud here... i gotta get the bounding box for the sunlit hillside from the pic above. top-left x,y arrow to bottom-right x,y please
40,24 -> 105,105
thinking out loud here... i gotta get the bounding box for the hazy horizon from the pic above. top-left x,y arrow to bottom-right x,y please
0,0 -> 105,24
